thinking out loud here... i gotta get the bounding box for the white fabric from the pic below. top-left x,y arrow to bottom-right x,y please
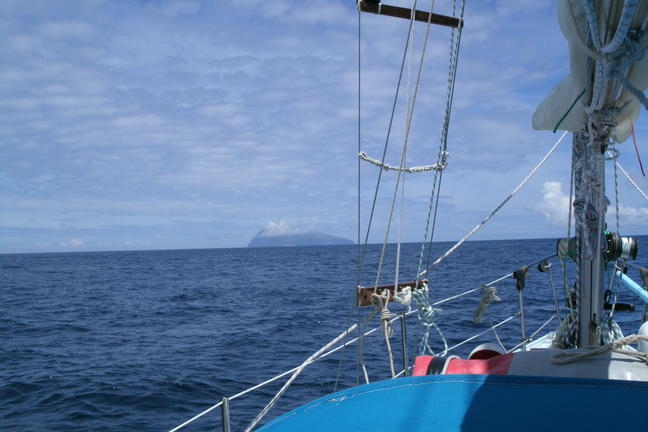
533,0 -> 648,142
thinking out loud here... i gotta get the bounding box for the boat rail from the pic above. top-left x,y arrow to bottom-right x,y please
168,254 -> 648,432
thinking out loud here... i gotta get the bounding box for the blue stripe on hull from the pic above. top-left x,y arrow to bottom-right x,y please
258,374 -> 648,431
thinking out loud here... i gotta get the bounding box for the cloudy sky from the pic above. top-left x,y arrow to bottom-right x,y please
1,0 -> 646,254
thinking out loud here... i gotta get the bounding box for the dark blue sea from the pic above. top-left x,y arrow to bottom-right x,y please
2,237 -> 647,431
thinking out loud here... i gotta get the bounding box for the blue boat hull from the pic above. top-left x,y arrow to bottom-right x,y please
258,374 -> 648,431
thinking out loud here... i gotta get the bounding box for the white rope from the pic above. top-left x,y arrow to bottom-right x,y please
168,401 -> 224,432
359,151 -> 447,173
551,334 -> 648,365
393,0 -> 417,300
613,148 -> 621,232
415,0 -> 463,281
372,292 -> 397,377
244,323 -> 358,432
615,159 -> 648,201
420,131 -> 568,276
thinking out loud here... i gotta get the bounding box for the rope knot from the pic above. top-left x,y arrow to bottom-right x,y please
371,291 -> 395,337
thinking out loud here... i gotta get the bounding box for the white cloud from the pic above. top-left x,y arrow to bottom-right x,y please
159,0 -> 200,17
535,181 -> 570,227
59,238 -> 84,247
259,220 -> 315,237
0,0 -> 644,253
8,34 -> 40,52
535,181 -> 648,230
40,21 -> 95,38
610,205 -> 648,227
124,240 -> 152,247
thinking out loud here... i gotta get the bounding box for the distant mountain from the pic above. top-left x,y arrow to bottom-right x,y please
247,231 -> 354,248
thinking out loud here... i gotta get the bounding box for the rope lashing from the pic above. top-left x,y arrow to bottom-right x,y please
393,286 -> 412,306
581,0 -> 648,110
554,306 -> 579,349
371,292 -> 396,337
371,291 -> 397,377
359,151 -> 447,173
551,334 -> 648,365
412,282 -> 448,356
607,35 -> 648,110
599,315 -> 624,345
473,285 -> 502,324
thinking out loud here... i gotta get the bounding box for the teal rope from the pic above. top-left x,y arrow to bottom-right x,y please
553,88 -> 586,133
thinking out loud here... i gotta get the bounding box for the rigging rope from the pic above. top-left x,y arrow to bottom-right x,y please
244,323 -> 358,432
372,291 -> 397,377
416,0 -> 464,283
630,121 -> 646,176
359,151 -> 447,172
351,3 -> 363,391
354,0 -> 419,386
354,0 -> 419,289
393,0 -> 418,297
612,146 -> 621,233
420,131 -> 568,276
615,158 -> 648,201
558,156 -> 575,342
373,0 -> 438,292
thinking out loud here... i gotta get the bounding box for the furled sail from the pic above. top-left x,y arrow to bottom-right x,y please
533,0 -> 648,142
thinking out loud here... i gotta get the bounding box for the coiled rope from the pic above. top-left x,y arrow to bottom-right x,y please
412,282 -> 448,356
551,334 -> 648,365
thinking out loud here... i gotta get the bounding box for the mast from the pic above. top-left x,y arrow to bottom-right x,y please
571,0 -> 645,347
572,130 -> 607,347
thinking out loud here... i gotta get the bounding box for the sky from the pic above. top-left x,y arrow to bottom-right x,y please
1,0 -> 647,254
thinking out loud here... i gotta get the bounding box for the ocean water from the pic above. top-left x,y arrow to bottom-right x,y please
2,237 -> 647,431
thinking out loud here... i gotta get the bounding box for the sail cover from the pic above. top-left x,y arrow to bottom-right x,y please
533,0 -> 648,142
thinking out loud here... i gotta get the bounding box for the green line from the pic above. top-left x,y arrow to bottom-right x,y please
553,88 -> 586,133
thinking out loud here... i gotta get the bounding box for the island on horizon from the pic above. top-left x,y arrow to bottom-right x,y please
247,231 -> 354,248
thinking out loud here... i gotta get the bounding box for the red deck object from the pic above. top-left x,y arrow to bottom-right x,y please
413,353 -> 514,376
